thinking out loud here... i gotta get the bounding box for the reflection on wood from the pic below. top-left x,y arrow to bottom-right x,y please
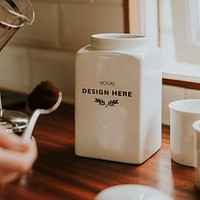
0,104 -> 200,200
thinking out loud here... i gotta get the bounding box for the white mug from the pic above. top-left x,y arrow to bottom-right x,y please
169,99 -> 200,167
193,120 -> 200,189
94,184 -> 173,200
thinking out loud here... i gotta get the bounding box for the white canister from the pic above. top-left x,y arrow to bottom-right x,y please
75,33 -> 162,164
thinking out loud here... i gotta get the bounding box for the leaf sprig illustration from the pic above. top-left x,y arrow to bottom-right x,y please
95,98 -> 119,108
95,98 -> 106,106
108,99 -> 119,107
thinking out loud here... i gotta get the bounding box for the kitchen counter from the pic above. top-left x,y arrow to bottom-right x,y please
0,103 -> 199,200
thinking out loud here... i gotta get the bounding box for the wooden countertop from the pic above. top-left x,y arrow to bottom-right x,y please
1,103 -> 199,200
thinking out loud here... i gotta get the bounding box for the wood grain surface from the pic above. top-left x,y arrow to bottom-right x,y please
0,103 -> 199,200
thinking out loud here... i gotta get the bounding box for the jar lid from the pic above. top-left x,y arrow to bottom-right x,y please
0,110 -> 29,134
91,33 -> 147,50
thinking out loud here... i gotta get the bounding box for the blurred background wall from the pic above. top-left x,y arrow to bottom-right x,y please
0,0 -> 124,104
1,0 -> 200,125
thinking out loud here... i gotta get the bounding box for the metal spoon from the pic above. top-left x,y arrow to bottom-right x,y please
22,92 -> 62,143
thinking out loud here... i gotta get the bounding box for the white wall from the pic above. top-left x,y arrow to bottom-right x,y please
0,0 -> 199,125
162,86 -> 200,125
0,0 -> 124,104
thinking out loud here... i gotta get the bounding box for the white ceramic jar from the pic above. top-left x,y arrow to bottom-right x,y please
75,33 -> 162,164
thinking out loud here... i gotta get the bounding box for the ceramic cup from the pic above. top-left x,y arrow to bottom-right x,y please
94,184 -> 173,200
169,99 -> 200,167
193,120 -> 200,189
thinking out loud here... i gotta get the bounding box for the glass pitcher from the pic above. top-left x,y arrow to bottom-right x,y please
0,0 -> 34,50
